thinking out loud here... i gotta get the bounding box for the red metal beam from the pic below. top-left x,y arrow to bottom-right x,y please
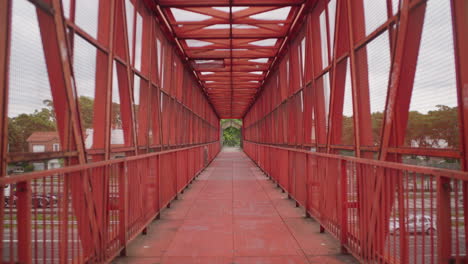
0,6 -> 12,258
451,0 -> 468,257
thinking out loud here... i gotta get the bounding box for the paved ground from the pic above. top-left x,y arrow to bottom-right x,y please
113,149 -> 358,264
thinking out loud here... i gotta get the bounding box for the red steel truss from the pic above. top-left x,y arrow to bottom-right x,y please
145,0 -> 310,118
243,0 -> 468,263
1,0 -> 220,262
0,0 -> 468,263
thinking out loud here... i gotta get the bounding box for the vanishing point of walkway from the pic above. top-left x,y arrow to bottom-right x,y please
114,148 -> 357,264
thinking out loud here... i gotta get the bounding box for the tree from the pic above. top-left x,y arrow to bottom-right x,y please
405,105 -> 459,148
223,126 -> 241,146
341,115 -> 354,145
405,111 -> 432,147
8,108 -> 56,152
7,96 -> 126,152
426,105 -> 459,148
221,119 -> 242,146
338,105 -> 459,149
371,112 -> 384,145
76,95 -> 121,129
78,96 -> 94,129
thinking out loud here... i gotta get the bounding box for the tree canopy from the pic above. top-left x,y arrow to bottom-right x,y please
8,96 -> 124,152
221,119 -> 242,147
341,105 -> 459,148
8,101 -> 57,152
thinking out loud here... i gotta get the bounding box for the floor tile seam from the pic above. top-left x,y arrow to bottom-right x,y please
247,164 -> 312,262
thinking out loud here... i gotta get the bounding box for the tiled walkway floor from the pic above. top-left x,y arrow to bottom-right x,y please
113,148 -> 357,264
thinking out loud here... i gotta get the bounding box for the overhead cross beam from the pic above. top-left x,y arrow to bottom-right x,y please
143,0 -> 308,118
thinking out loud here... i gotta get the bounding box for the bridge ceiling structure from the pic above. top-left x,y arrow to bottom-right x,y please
1,0 -> 468,264
146,0 -> 311,118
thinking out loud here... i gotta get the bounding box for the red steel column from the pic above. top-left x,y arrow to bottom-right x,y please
17,182 -> 32,264
377,1 -> 427,263
345,0 -> 372,260
115,0 -> 138,154
37,0 -> 101,258
0,1 -> 11,257
451,0 -> 468,258
326,0 -> 349,152
94,0 -> 115,159
91,1 -> 116,255
345,0 -> 372,154
119,161 -> 128,256
340,160 -> 348,253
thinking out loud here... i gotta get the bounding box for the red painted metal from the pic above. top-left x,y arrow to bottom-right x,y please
1,0 -> 468,263
0,1 -> 11,260
16,181 -> 32,264
245,141 -> 468,263
1,0 -> 219,262
452,0 -> 468,257
243,0 -> 467,263
141,0 -> 309,118
0,142 -> 219,262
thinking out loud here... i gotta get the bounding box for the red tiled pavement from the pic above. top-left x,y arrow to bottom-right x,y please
113,148 -> 358,264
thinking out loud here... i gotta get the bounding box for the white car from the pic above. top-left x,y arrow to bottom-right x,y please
389,215 -> 436,235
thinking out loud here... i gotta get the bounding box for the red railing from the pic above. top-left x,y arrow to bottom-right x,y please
1,142 -> 220,263
244,141 -> 467,264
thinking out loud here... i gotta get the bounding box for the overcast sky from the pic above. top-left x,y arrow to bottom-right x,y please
7,0 -> 458,120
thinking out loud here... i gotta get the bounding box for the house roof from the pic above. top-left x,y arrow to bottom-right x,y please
26,129 -> 127,147
26,131 -> 59,142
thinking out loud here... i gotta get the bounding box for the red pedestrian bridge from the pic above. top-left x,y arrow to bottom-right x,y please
0,0 -> 467,263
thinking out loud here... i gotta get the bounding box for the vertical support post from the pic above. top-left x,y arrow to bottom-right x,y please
376,0 -> 427,261
340,160 -> 348,253
16,181 -> 32,264
174,152 -> 178,200
451,0 -> 468,250
156,153 -> 163,217
326,0 -> 349,153
0,0 -> 11,169
0,0 -> 12,258
437,176 -> 452,263
90,1 -> 117,256
95,0 -> 116,161
119,161 -> 128,256
37,0 -> 102,258
379,0 -> 426,160
305,154 -> 311,218
397,170 -> 408,263
59,175 -> 69,264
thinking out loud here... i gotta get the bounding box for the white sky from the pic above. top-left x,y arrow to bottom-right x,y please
7,0 -> 459,119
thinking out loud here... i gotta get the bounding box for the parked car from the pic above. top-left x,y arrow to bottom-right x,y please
390,215 -> 436,235
45,193 -> 59,207
11,167 -> 24,174
4,195 -> 17,208
4,184 -> 59,209
31,195 -> 49,208
3,184 -> 16,208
